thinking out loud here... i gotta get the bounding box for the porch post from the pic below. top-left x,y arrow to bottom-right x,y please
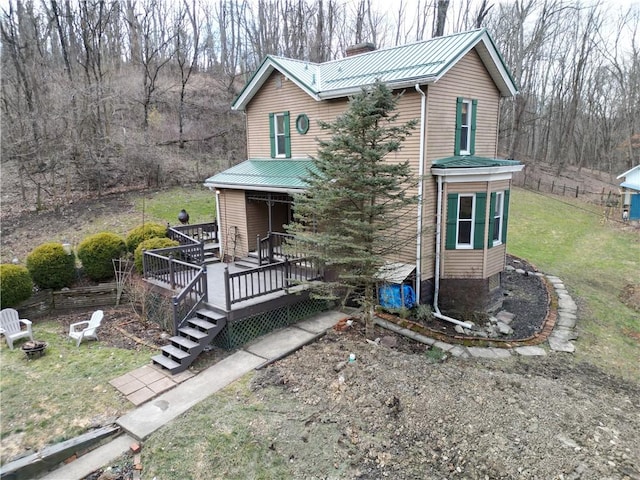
257,234 -> 262,266
224,266 -> 231,312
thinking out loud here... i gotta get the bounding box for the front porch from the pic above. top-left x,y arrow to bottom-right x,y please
142,224 -> 327,373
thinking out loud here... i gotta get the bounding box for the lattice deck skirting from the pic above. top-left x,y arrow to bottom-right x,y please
212,298 -> 329,350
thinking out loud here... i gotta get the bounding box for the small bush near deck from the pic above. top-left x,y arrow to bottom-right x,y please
0,264 -> 33,308
134,237 -> 180,274
126,223 -> 168,253
26,243 -> 76,289
77,232 -> 127,281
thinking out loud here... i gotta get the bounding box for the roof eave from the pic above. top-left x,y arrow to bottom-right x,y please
232,57 -> 321,111
430,29 -> 517,98
432,164 -> 524,176
318,77 -> 437,100
202,182 -> 305,194
617,165 -> 640,179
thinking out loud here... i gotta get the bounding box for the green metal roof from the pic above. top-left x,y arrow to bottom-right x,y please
431,155 -> 522,169
204,159 -> 316,190
233,28 -> 517,110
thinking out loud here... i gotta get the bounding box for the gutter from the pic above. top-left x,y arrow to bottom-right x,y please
414,84 -> 427,305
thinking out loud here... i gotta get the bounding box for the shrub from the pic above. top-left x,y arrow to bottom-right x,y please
126,223 -> 168,252
134,237 -> 180,274
0,264 -> 33,308
26,243 -> 76,289
77,232 -> 127,281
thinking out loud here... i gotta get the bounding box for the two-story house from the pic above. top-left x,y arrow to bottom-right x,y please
205,28 -> 523,315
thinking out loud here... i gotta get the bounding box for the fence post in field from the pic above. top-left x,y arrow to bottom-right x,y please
551,180 -> 555,193
563,184 -> 566,196
537,179 -> 541,191
576,186 -> 579,198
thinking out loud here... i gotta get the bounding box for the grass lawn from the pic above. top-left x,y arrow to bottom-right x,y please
508,187 -> 640,380
0,319 -> 155,465
135,186 -> 217,226
135,186 -> 639,477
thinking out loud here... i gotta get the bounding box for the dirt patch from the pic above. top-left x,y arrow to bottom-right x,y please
44,306 -> 167,350
620,284 -> 640,313
246,324 -> 640,479
0,190 -> 141,263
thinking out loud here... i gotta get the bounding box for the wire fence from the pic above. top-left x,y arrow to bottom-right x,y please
512,171 -> 621,207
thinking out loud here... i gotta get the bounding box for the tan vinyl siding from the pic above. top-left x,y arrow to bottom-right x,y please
425,49 -> 500,162
245,72 -> 345,158
486,243 -> 506,276
246,198 -> 269,251
442,250 -> 484,278
490,179 -> 511,191
384,90 -> 423,266
219,190 -> 249,257
245,79 -> 425,268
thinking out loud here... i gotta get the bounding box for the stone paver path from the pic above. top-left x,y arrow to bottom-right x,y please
109,365 -> 194,405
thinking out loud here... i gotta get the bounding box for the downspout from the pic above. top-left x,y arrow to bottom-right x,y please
414,84 -> 426,305
414,84 -> 472,329
215,188 -> 224,259
433,173 -> 474,329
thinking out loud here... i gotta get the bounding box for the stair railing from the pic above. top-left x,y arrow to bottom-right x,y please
171,267 -> 208,335
143,242 -> 208,336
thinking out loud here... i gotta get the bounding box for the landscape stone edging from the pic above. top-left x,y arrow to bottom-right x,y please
375,268 -> 579,359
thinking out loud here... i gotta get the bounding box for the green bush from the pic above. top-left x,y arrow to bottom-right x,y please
126,223 -> 168,253
134,237 -> 180,274
0,264 -> 33,308
77,232 -> 127,281
26,243 -> 76,289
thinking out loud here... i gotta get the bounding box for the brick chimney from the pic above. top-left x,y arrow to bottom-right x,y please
345,42 -> 376,57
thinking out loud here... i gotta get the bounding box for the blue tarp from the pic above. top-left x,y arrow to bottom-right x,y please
379,284 -> 416,309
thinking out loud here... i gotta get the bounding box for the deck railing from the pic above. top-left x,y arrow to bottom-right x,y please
224,257 -> 322,310
143,243 -> 205,282
170,222 -> 218,244
257,232 -> 296,265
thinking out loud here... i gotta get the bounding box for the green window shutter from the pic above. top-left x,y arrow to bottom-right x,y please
445,193 -> 458,250
283,111 -> 291,158
488,192 -> 496,248
454,97 -> 463,155
502,189 -> 511,244
473,192 -> 486,249
470,99 -> 478,155
269,113 -> 276,158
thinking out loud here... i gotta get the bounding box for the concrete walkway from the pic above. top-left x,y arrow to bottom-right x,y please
39,268 -> 577,479
40,310 -> 348,480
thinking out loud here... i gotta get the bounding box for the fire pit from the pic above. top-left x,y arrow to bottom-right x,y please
21,340 -> 48,359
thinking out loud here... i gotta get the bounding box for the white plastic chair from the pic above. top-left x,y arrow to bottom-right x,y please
0,308 -> 34,349
69,310 -> 104,347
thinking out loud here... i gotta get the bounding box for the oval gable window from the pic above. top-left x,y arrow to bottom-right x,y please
296,114 -> 310,134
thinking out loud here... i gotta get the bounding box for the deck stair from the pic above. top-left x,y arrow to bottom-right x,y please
152,308 -> 227,374
203,243 -> 220,265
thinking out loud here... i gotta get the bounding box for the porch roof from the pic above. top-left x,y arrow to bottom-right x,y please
431,155 -> 521,169
204,159 -> 317,191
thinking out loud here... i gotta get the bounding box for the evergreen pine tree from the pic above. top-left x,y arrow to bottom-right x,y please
288,81 -> 419,338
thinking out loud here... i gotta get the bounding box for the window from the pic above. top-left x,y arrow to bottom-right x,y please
296,113 -> 309,134
445,192 -> 487,250
456,195 -> 474,248
455,97 -> 477,156
491,192 -> 504,246
269,112 -> 291,158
